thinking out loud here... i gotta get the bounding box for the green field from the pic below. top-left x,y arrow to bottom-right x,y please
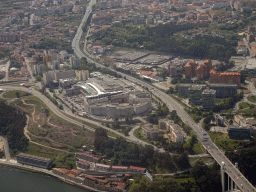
247,95 -> 256,103
3,90 -> 28,98
25,142 -> 60,159
208,132 -> 245,151
193,142 -> 205,154
239,102 -> 250,109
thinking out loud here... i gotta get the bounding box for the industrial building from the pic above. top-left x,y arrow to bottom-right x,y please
228,125 -> 251,140
82,74 -> 151,118
142,123 -> 159,140
201,89 -> 216,109
208,84 -> 237,98
178,83 -> 237,98
245,59 -> 256,72
84,91 -> 151,118
16,153 -> 54,169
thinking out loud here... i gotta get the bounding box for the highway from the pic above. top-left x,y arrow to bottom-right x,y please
72,0 -> 256,190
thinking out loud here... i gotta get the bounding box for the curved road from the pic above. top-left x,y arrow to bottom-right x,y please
0,86 -> 165,152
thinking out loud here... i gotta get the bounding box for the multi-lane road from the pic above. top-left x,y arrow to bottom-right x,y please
72,0 -> 256,191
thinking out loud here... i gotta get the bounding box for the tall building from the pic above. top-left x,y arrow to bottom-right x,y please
168,63 -> 177,77
184,59 -> 197,77
201,89 -> 216,109
196,59 -> 212,80
188,85 -> 203,105
52,60 -> 60,70
209,70 -> 241,85
43,70 -> 75,84
247,33 -> 255,43
34,64 -> 45,75
70,56 -> 81,67
75,70 -> 89,81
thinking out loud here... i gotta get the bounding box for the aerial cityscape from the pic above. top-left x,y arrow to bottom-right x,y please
0,0 -> 256,191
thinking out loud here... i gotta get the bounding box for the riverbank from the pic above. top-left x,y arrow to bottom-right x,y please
0,166 -> 86,192
0,159 -> 102,192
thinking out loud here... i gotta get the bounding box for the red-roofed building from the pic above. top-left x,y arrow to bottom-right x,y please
70,169 -> 81,176
111,166 -> 128,172
52,168 -> 70,177
95,163 -> 111,172
76,152 -> 100,163
129,166 -> 146,173
209,70 -> 241,85
77,161 -> 90,170
185,60 -> 197,77
196,59 -> 212,80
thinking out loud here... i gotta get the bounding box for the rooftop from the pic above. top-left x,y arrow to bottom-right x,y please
17,153 -> 52,162
202,89 -> 216,94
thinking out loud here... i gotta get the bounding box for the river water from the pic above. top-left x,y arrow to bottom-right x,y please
0,167 -> 90,192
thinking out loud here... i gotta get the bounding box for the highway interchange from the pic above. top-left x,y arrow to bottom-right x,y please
71,0 -> 256,191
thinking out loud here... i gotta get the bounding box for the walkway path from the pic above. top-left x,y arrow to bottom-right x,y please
0,136 -> 11,161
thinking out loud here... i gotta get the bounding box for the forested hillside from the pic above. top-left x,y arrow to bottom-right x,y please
0,101 -> 28,155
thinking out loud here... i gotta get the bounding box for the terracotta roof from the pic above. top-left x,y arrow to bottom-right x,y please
129,166 -> 146,171
85,175 -> 97,181
70,169 -> 81,175
52,168 -> 70,175
66,173 -> 76,178
78,161 -> 89,165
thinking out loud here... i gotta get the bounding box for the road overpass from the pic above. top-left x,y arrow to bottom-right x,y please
72,1 -> 256,191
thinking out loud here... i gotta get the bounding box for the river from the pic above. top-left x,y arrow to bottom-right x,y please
0,167 -> 90,192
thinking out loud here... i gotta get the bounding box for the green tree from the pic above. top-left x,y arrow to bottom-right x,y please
15,92 -> 20,98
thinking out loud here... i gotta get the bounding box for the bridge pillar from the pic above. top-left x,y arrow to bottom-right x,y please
221,165 -> 225,192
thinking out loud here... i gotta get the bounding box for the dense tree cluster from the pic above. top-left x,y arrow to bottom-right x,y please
94,128 -> 190,173
49,153 -> 77,170
0,101 -> 28,155
226,143 -> 256,185
0,49 -> 11,60
93,22 -> 238,61
146,104 -> 169,124
33,39 -> 74,54
129,162 -> 222,192
212,92 -> 243,112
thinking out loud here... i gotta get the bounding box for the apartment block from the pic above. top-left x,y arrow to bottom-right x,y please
75,70 -> 89,81
196,59 -> 212,80
184,59 -> 197,77
142,123 -> 159,140
209,70 -> 241,85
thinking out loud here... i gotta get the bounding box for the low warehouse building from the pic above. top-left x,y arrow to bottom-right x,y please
228,125 -> 251,140
16,153 -> 54,169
